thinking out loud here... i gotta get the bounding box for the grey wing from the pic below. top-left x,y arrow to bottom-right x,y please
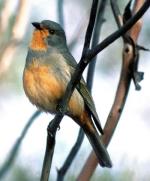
77,79 -> 103,134
63,51 -> 103,134
61,48 -> 77,68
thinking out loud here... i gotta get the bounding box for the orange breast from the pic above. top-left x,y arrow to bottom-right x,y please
23,61 -> 65,112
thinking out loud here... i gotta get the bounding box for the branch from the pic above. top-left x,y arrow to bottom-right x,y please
56,128 -> 84,181
57,0 -> 64,27
77,0 -> 146,179
0,110 -> 41,180
40,123 -> 56,181
82,0 -> 99,54
40,0 -> 99,180
129,0 -> 144,42
87,0 -> 108,90
110,0 -> 123,27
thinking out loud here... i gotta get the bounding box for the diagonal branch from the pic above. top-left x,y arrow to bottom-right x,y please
82,0 -> 99,54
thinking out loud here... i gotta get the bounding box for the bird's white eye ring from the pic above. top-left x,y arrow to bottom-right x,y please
49,29 -> 55,35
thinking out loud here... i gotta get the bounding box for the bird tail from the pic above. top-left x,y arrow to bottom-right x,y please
82,112 -> 112,168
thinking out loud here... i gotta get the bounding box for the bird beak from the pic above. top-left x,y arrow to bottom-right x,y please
32,22 -> 42,30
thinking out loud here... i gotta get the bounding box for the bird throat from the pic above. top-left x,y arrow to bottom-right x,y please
29,29 -> 49,51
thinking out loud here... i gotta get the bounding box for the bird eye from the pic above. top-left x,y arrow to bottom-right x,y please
49,29 -> 55,35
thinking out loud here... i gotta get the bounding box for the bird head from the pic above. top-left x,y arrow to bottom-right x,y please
30,20 -> 67,51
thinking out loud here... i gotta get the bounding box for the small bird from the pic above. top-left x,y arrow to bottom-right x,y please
23,20 -> 112,167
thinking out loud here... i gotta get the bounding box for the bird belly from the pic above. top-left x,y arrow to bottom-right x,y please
23,62 -> 84,117
23,63 -> 65,112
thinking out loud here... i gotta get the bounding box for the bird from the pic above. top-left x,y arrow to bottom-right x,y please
23,20 -> 112,168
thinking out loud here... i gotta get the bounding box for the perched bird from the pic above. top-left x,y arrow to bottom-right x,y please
23,20 -> 112,167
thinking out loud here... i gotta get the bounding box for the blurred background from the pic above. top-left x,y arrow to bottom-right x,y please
0,0 -> 150,180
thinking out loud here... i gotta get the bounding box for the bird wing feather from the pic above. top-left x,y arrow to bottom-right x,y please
62,51 -> 103,134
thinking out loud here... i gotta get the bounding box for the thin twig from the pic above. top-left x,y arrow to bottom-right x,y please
56,128 -> 84,181
57,0 -> 64,27
0,110 -> 41,180
110,0 -> 123,27
40,125 -> 56,181
82,0 -> 99,54
87,0 -> 108,90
